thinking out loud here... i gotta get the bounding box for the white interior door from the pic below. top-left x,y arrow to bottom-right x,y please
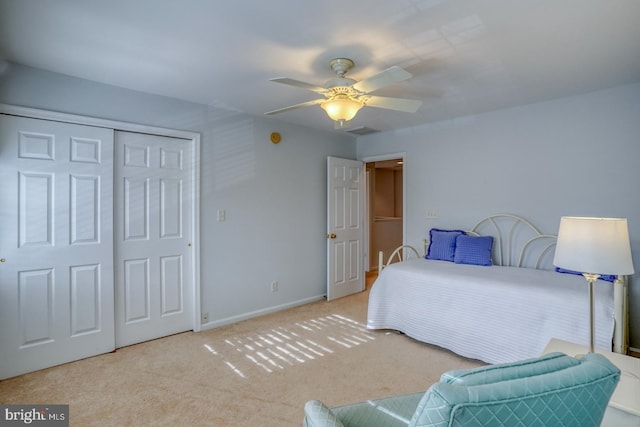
115,131 -> 193,347
327,156 -> 365,301
0,115 -> 115,379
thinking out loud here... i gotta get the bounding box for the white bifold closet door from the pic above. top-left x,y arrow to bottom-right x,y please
114,131 -> 193,348
0,115 -> 116,379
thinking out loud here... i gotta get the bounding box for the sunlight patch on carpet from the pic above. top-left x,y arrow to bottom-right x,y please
203,314 -> 375,378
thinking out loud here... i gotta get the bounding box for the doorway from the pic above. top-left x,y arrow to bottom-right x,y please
364,155 -> 405,272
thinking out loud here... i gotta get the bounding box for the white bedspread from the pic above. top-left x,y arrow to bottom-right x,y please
367,258 -> 615,364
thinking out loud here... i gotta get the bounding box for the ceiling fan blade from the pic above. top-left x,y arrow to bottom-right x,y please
269,78 -> 329,94
363,96 -> 422,113
264,98 -> 325,115
352,66 -> 412,94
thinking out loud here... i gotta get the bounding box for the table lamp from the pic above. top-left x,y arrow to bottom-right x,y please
553,216 -> 634,353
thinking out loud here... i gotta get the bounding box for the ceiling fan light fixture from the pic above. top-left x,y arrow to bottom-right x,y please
321,95 -> 363,122
266,58 -> 420,127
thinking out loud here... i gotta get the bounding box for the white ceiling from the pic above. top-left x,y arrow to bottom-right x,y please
1,0 -> 639,134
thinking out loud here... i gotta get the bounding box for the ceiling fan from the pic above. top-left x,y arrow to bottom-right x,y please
265,58 -> 422,129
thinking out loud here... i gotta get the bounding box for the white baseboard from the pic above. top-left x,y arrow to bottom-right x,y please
199,294 -> 326,331
629,346 -> 640,354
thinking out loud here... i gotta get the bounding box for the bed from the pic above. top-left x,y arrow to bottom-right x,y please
367,214 -> 629,364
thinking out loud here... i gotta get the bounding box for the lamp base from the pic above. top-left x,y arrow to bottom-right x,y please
582,273 -> 601,354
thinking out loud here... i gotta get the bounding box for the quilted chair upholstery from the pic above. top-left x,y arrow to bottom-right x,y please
302,352 -> 620,427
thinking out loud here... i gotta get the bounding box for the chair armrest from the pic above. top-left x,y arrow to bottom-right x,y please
440,352 -> 578,386
303,400 -> 345,427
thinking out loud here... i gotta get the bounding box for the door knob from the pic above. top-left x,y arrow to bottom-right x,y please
327,233 -> 337,239
0,258 -> 5,263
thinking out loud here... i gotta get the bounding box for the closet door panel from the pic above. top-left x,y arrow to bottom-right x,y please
115,131 -> 193,347
0,114 -> 115,379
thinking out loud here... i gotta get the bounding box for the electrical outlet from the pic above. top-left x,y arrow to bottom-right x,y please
270,281 -> 278,292
201,312 -> 209,324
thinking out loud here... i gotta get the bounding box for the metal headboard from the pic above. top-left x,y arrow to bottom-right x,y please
468,213 -> 557,269
379,213 -> 557,271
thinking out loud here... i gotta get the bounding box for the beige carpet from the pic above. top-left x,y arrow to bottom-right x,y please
0,283 -> 483,426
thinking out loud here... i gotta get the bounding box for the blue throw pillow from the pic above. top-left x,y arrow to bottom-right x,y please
454,235 -> 493,266
554,267 -> 616,283
426,228 -> 466,262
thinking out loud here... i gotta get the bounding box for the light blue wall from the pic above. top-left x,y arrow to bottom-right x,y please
357,83 -> 640,349
0,63 -> 356,328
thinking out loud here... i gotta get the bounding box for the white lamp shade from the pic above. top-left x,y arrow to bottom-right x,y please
553,216 -> 635,275
321,96 -> 363,121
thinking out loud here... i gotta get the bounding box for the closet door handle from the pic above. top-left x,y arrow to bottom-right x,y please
327,233 -> 337,239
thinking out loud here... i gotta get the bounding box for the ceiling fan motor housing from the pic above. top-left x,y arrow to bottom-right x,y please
324,77 -> 358,92
326,58 -> 359,94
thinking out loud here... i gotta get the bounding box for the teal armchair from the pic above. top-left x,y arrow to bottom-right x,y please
303,352 -> 620,427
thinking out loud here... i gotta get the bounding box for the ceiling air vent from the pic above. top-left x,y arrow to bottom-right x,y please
342,126 -> 380,136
